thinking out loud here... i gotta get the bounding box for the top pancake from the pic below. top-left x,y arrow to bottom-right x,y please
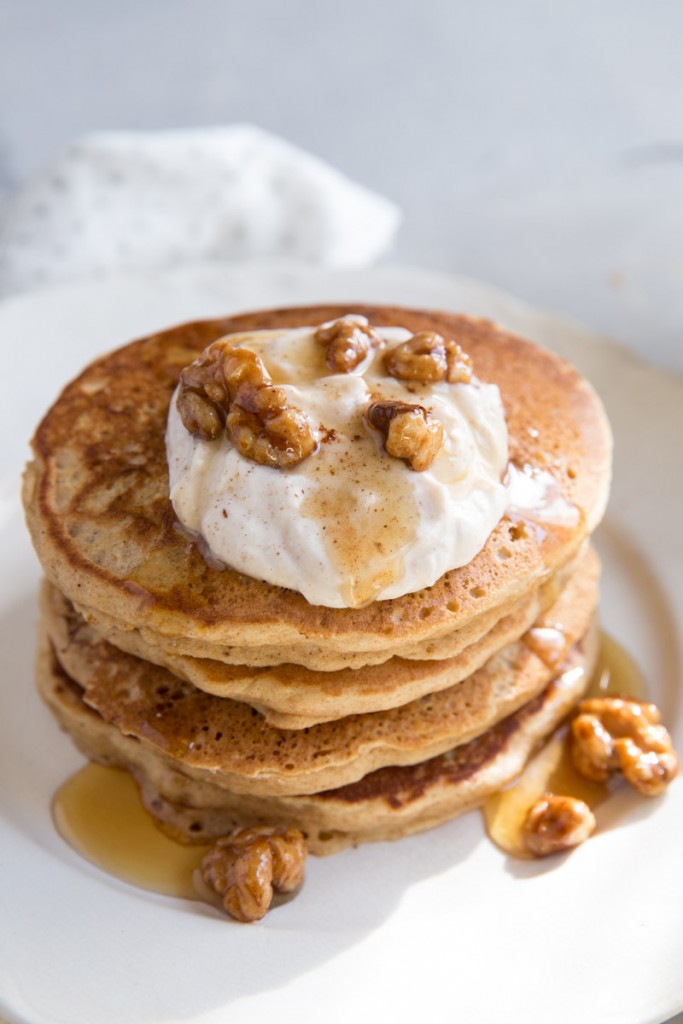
23,305 -> 612,668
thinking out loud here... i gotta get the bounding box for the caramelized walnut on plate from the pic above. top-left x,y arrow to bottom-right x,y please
199,826 -> 307,922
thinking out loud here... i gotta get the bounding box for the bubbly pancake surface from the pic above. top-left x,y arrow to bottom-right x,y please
23,306 -> 612,668
70,584 -> 546,727
65,550 -> 584,726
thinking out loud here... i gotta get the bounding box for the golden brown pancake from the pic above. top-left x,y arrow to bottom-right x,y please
37,632 -> 596,855
70,578 -> 548,673
40,546 -> 599,797
23,306 -> 611,671
70,542 -> 584,685
62,554 -> 584,727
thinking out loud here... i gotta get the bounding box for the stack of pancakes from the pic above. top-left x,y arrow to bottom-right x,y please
24,305 -> 611,855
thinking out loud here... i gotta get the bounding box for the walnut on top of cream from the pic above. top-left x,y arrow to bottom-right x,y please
167,316 -> 509,607
365,399 -> 444,472
177,341 -> 316,468
177,320 -> 475,472
315,315 -> 383,373
384,330 -> 473,385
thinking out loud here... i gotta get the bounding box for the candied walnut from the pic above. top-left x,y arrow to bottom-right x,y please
571,696 -> 679,796
227,401 -> 316,468
176,387 -> 224,440
384,332 -> 447,383
177,343 -> 230,440
570,713 -> 614,783
614,737 -> 680,796
200,825 -> 307,923
444,340 -> 474,384
178,341 -> 316,468
366,400 -> 444,471
222,347 -> 316,467
315,316 -> 382,373
384,331 -> 473,385
219,345 -> 270,399
522,794 -> 596,857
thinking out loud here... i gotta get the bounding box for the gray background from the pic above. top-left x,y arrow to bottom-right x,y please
0,5 -> 681,1022
2,0 -> 683,372
1,0 -> 683,372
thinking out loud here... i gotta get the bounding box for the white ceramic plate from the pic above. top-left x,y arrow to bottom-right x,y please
1,264 -> 681,1024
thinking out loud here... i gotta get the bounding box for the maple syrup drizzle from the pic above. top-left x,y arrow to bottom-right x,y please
483,631 -> 646,858
504,461 -> 583,555
300,438 -> 419,608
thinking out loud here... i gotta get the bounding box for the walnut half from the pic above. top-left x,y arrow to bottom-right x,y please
200,825 -> 307,922
365,400 -> 444,471
522,794 -> 596,857
570,696 -> 679,796
176,344 -> 229,440
384,331 -> 473,385
177,341 -> 316,468
314,316 -> 382,373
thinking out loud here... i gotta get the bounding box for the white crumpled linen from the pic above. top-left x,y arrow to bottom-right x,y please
0,125 -> 400,297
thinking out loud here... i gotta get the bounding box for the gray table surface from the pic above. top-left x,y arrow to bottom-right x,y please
1,3 -> 681,1022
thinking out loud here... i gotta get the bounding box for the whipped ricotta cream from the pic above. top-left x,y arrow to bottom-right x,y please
166,321 -> 509,608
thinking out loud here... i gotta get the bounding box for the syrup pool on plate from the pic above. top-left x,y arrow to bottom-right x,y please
483,632 -> 646,859
52,763 -> 210,900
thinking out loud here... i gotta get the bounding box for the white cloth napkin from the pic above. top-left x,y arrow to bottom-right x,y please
0,125 -> 400,297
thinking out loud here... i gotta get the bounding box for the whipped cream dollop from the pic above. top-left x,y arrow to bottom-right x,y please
166,320 -> 509,608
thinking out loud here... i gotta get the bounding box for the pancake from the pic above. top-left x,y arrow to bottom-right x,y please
37,632 -> 596,855
71,547 -> 581,684
23,305 -> 612,671
71,587 -> 545,727
40,546 -> 599,797
71,579 -> 540,674
64,553 -> 584,727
